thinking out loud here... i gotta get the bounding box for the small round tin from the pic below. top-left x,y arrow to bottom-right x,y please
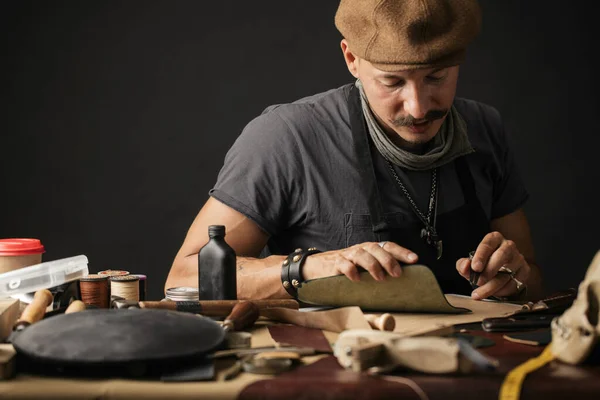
165,286 -> 199,301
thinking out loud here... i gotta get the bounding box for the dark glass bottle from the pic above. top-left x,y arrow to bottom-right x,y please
198,225 -> 237,300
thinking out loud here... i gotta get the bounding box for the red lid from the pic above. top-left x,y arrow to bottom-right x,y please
0,238 -> 46,256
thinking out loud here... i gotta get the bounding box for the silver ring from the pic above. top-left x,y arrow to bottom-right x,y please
378,241 -> 387,249
497,266 -> 526,294
512,276 -> 526,292
497,266 -> 515,278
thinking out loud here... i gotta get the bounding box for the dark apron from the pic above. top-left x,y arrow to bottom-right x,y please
348,85 -> 490,295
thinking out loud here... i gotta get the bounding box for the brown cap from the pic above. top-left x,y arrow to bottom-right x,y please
335,0 -> 482,71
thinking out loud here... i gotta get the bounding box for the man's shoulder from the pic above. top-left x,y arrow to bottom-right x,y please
454,97 -> 514,163
454,97 -> 506,142
259,84 -> 353,124
235,84 -> 353,148
454,97 -> 501,123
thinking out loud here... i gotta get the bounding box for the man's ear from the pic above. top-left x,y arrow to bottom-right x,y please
340,39 -> 359,79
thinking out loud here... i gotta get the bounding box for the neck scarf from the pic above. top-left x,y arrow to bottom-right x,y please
356,79 -> 474,171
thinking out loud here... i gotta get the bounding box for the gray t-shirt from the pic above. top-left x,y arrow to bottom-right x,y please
209,84 -> 529,255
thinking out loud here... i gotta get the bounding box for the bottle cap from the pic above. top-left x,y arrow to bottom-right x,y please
208,225 -> 226,237
0,239 -> 45,256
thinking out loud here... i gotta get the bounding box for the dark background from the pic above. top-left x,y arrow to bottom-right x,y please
2,1 -> 598,301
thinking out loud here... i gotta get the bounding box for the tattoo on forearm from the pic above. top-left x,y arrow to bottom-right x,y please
237,257 -> 249,272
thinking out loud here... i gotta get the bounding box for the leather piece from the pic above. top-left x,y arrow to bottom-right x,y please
297,266 -> 469,313
268,325 -> 332,353
482,314 -> 555,332
261,306 -> 372,333
335,330 -> 465,374
239,330 -> 600,400
503,329 -> 551,346
517,288 -> 577,313
238,356 -> 425,400
389,295 -> 521,337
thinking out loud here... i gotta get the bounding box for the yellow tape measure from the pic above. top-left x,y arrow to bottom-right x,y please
499,344 -> 555,400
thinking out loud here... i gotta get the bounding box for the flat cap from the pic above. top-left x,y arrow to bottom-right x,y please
335,0 -> 481,71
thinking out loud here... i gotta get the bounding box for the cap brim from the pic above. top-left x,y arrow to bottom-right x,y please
368,50 -> 466,72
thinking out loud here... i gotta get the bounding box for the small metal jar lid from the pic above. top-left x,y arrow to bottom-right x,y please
165,286 -> 199,301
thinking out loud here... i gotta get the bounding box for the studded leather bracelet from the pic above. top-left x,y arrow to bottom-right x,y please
281,247 -> 321,298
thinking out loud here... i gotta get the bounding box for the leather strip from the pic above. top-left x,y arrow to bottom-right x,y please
238,356 -> 425,400
268,325 -> 332,353
287,248 -> 321,293
260,306 -> 371,333
280,256 -> 295,297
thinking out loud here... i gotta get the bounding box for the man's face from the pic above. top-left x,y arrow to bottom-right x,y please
342,41 -> 459,151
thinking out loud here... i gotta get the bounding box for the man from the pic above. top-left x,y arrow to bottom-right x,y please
165,0 -> 543,301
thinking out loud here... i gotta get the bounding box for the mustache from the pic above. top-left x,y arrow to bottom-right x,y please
391,109 -> 448,127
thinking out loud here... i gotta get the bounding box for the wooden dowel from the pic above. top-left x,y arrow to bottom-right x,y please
65,300 -> 87,314
14,289 -> 53,329
222,301 -> 260,332
365,313 -> 396,331
139,299 -> 298,317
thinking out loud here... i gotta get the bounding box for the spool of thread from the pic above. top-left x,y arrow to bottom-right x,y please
110,275 -> 140,302
130,274 -> 147,301
98,269 -> 130,277
79,274 -> 110,308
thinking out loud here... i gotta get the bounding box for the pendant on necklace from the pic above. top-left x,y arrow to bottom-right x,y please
435,240 -> 443,260
420,228 -> 443,260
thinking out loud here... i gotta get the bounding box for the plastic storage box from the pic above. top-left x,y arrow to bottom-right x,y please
0,255 -> 89,298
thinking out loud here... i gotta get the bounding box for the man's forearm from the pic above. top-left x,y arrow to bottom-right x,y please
166,254 -> 291,300
236,256 -> 291,299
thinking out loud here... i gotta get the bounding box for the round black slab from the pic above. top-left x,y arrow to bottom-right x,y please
12,308 -> 225,365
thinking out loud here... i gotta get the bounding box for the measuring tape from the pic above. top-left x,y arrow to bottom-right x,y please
499,344 -> 555,400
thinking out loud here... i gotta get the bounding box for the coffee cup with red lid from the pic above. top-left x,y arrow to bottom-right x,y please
0,238 -> 45,274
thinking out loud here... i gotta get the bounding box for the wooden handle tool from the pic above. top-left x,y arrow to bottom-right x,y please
65,300 -> 87,314
13,289 -> 53,331
335,330 -> 498,374
365,313 -> 396,331
3,291 -> 85,380
221,301 -> 260,350
139,299 -> 298,317
222,301 -> 260,332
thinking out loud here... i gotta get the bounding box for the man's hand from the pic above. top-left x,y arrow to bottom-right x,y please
302,241 -> 419,282
455,231 -> 530,299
